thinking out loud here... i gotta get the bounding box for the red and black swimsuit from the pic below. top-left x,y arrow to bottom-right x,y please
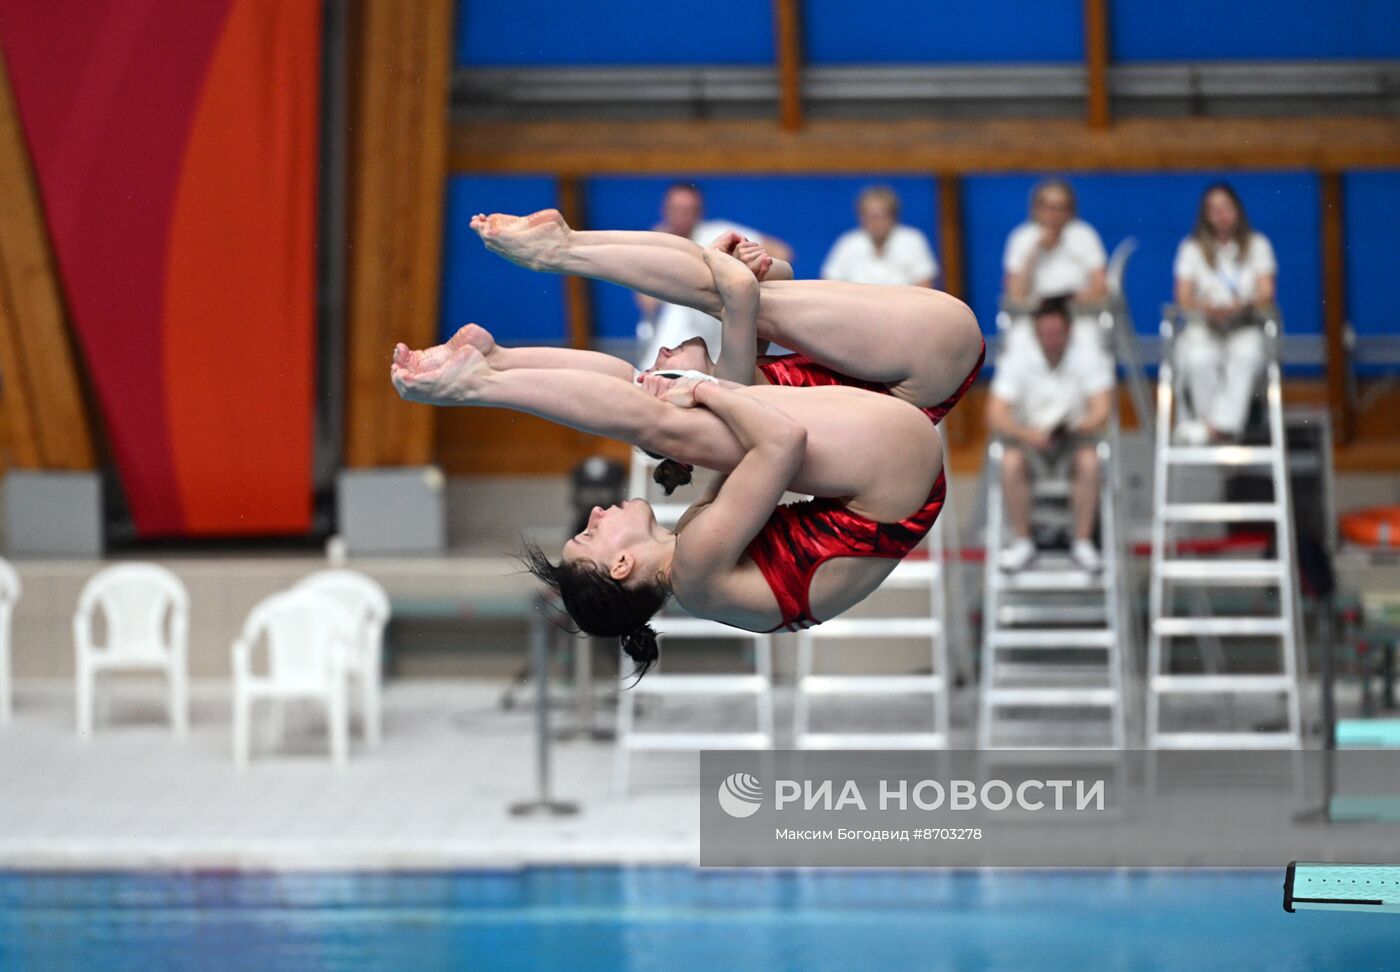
744,339 -> 985,632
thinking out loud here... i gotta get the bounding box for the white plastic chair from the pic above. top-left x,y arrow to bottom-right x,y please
294,569 -> 391,748
73,564 -> 189,738
0,558 -> 20,726
231,589 -> 356,769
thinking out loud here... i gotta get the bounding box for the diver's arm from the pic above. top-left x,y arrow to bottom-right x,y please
704,246 -> 761,385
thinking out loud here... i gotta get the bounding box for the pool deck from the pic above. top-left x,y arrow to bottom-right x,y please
0,680 -> 699,871
1,679 -> 1396,872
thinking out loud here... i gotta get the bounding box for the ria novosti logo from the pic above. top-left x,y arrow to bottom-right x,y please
717,773 -> 764,818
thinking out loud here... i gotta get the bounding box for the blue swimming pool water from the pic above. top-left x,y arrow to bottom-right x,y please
0,868 -> 1393,971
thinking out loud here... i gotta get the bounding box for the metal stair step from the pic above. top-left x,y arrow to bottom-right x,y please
989,629 -> 1116,649
991,662 -> 1113,686
1150,674 -> 1295,694
624,731 -> 771,750
1162,445 -> 1275,466
805,618 -> 944,639
631,674 -> 768,696
987,687 -> 1120,707
800,674 -> 945,695
1161,503 -> 1282,523
1000,569 -> 1106,592
652,617 -> 767,639
797,732 -> 948,750
1156,560 -> 1285,582
1153,617 -> 1288,637
1150,731 -> 1298,750
998,605 -> 1108,626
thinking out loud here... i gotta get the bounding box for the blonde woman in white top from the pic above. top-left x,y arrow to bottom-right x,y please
1171,183 -> 1278,443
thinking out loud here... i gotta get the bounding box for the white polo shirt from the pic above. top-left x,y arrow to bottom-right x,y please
991,332 -> 1114,432
640,218 -> 761,368
820,224 -> 938,286
1002,219 -> 1107,299
1173,232 -> 1277,309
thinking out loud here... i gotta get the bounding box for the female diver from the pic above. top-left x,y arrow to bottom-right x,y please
392,215 -> 983,676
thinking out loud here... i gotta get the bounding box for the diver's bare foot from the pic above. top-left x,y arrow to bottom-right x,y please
469,208 -> 572,271
391,343 -> 492,405
446,322 -> 498,360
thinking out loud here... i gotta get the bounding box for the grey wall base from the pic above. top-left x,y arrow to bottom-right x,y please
337,467 -> 446,555
4,471 -> 104,558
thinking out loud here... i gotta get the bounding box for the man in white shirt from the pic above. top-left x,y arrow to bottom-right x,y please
821,185 -> 938,288
635,182 -> 792,368
986,297 -> 1114,572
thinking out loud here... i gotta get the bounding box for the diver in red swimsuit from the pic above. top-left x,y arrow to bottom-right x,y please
393,211 -> 983,674
743,348 -> 981,632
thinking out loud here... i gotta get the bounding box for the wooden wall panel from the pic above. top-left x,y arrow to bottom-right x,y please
773,0 -> 803,132
1084,0 -> 1111,129
0,45 -> 95,471
345,0 -> 453,467
451,116 -> 1400,175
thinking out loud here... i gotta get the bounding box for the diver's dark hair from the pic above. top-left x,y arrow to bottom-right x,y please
642,450 -> 694,496
653,459 -> 693,495
523,542 -> 668,680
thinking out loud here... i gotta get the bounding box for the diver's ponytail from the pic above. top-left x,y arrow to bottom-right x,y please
620,623 -> 660,680
652,459 -> 694,496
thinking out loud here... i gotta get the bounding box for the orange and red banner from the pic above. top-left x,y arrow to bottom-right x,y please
0,0 -> 320,537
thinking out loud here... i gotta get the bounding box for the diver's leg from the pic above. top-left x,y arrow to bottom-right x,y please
754,280 -> 984,408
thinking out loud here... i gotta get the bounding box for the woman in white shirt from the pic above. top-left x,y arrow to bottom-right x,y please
821,186 -> 938,288
1171,183 -> 1277,443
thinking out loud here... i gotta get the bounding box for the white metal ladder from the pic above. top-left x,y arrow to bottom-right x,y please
1145,310 -> 1302,749
613,449 -> 775,793
978,308 -> 1131,749
792,447 -> 952,749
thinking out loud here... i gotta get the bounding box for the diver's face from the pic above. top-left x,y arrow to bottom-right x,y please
648,337 -> 713,375
561,499 -> 657,568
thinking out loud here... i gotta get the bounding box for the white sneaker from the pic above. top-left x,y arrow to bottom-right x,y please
1071,539 -> 1103,572
1000,537 -> 1037,573
1174,419 -> 1210,446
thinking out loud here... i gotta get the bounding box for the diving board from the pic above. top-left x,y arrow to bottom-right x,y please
1285,863 -> 1400,915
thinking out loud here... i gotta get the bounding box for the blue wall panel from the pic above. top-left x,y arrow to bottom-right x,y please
1113,0 -> 1400,61
441,172 -> 1397,362
805,0 -> 1082,64
583,175 -> 939,341
441,176 -> 566,345
963,172 -> 1321,346
459,0 -> 1398,67
1345,171 -> 1400,339
456,0 -> 772,66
